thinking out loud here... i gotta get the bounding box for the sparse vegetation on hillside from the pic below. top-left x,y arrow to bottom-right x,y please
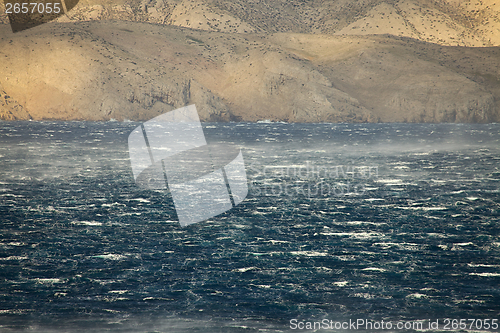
0,0 -> 499,122
2,0 -> 498,46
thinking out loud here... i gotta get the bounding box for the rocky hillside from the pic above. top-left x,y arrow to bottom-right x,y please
2,0 -> 497,46
0,0 -> 499,122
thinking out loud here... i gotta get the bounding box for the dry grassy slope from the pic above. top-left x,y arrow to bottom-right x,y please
2,0 -> 498,46
208,0 -> 500,46
0,0 -> 499,122
0,21 -> 498,122
335,0 -> 500,47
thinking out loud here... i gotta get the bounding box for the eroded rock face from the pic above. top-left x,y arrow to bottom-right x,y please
0,84 -> 31,120
0,23 -> 230,121
0,21 -> 498,123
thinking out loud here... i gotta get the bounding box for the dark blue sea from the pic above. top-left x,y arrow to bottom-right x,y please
0,121 -> 499,332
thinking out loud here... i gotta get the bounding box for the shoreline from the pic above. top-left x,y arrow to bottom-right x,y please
1,119 -> 499,125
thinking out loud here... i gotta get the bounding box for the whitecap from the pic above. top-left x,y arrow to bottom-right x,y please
352,293 -> 375,299
109,290 -> 128,294
426,233 -> 447,238
450,190 -> 465,194
0,193 -> 24,197
333,281 -> 348,287
35,278 -> 64,284
398,206 -> 447,211
248,284 -> 271,289
72,221 -> 103,226
143,297 -> 174,301
93,254 -> 127,260
361,267 -> 386,272
289,251 -> 329,257
265,240 -> 290,244
233,267 -> 258,272
406,293 -> 428,299
1,242 -> 25,246
376,179 -> 403,185
0,256 -> 28,260
131,198 -> 150,203
363,187 -> 379,191
467,264 -> 500,268
338,221 -> 387,226
102,202 -> 126,207
321,232 -> 384,239
469,273 -> 500,277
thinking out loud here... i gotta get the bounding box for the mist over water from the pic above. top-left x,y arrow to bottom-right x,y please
0,121 -> 499,332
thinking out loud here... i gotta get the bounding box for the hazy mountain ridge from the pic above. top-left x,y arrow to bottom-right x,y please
0,0 -> 499,122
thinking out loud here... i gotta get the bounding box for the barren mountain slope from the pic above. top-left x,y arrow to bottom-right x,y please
335,0 -> 500,46
2,0 -> 498,46
1,21 -> 498,122
273,33 -> 500,122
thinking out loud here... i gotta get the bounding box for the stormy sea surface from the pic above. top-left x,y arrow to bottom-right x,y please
0,121 -> 499,333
